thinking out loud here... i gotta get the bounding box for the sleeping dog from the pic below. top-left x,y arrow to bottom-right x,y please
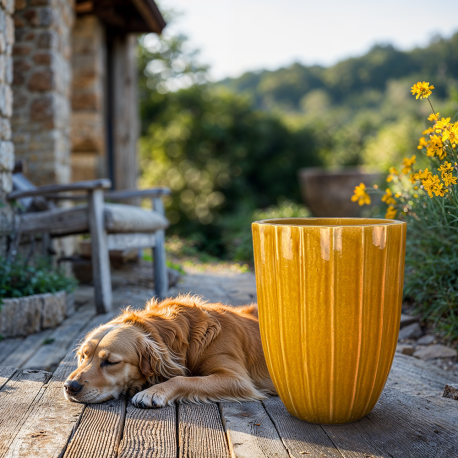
64,295 -> 276,408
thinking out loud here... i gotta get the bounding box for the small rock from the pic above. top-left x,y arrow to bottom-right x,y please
443,384 -> 458,400
417,335 -> 435,345
413,344 -> 457,360
398,322 -> 423,340
400,313 -> 419,328
396,344 -> 415,356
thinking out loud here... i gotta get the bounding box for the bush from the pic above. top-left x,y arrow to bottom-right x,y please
0,257 -> 77,302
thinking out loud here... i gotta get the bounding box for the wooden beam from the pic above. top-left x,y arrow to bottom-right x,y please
130,0 -> 165,34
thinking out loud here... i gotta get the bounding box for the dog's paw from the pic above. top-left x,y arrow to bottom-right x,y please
132,389 -> 167,409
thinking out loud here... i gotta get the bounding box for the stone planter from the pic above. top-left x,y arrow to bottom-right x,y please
0,291 -> 75,338
298,168 -> 382,217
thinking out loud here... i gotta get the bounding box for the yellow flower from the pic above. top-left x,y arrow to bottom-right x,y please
385,206 -> 397,219
426,135 -> 444,159
422,127 -> 435,135
438,161 -> 453,173
386,167 -> 398,182
401,155 -> 416,174
435,117 -> 451,132
428,112 -> 439,122
351,182 -> 371,206
414,194 -> 419,198
417,137 -> 428,149
381,188 -> 396,205
442,172 -> 457,187
442,123 -> 458,147
411,81 -> 434,100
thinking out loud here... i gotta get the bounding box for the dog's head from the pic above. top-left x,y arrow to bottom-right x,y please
63,321 -> 185,404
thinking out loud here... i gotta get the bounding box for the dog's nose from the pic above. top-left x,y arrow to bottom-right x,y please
64,380 -> 83,395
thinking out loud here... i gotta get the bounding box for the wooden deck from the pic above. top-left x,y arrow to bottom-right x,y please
0,271 -> 457,457
1,325 -> 457,457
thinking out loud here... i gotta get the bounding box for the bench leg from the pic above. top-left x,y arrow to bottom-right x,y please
152,197 -> 168,299
88,189 -> 113,313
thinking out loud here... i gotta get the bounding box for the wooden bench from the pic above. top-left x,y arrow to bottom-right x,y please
7,173 -> 171,314
0,343 -> 457,457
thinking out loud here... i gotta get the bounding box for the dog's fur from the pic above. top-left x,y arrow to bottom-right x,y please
64,295 -> 276,408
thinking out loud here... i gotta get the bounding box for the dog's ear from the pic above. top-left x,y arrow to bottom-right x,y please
187,311 -> 222,368
137,335 -> 185,382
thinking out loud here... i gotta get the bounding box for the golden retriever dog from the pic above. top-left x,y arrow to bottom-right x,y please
63,295 -> 276,408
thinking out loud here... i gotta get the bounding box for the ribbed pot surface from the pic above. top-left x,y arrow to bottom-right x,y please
252,217 -> 406,424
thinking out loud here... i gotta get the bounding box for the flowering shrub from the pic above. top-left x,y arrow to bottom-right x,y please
353,82 -> 458,340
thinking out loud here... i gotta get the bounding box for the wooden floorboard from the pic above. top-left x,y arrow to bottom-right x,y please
388,354 -> 452,396
63,397 -> 126,458
179,403 -> 231,458
2,312 -> 115,458
219,401 -> 289,458
118,402 -> 176,458
22,306 -> 95,372
1,330 -> 53,369
0,340 -> 23,366
0,369 -> 51,458
263,396 -> 343,458
0,367 -> 16,391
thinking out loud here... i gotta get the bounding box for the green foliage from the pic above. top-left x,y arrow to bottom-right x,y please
403,193 -> 458,341
221,199 -> 310,263
139,83 -> 321,255
0,257 -> 77,302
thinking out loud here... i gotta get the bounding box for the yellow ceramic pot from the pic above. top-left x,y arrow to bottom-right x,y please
252,218 -> 406,424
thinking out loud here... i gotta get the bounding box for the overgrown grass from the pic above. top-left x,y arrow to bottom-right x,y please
403,192 -> 458,342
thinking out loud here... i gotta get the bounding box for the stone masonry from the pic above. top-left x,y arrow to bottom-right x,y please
12,0 -> 74,186
0,0 -> 15,239
70,14 -> 106,182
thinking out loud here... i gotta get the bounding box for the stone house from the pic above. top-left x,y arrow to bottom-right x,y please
0,0 -> 165,239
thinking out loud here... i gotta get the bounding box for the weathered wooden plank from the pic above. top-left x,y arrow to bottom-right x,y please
219,401 -> 289,458
0,339 -> 23,365
2,312 -> 116,458
63,397 -> 126,458
107,233 -> 156,251
118,402 -> 176,458
179,403 -> 230,458
88,188 -> 112,313
1,330 -> 53,369
8,179 -> 111,200
263,396 -> 342,458
0,367 -> 17,391
354,387 -> 458,458
22,306 -> 95,371
106,188 -> 171,201
388,354 -> 452,396
0,369 -> 51,457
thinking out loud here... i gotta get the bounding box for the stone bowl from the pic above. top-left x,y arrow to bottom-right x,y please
298,168 -> 382,217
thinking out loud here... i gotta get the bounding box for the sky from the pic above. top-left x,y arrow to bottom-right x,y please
159,0 -> 458,81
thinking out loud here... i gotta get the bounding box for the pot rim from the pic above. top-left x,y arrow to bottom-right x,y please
252,217 -> 405,228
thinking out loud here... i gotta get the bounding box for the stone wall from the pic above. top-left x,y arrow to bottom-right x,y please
71,14 -> 106,182
12,0 -> 74,186
0,0 -> 15,239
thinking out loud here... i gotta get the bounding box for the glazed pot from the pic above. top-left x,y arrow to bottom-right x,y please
252,217 -> 406,424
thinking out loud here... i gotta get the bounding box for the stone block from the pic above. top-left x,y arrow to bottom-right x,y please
14,0 -> 26,11
30,0 -> 52,5
0,33 -> 4,54
21,295 -> 42,335
23,8 -> 39,26
0,140 -> 14,171
0,117 -> 11,140
0,84 -> 12,117
413,344 -> 457,360
37,30 -> 57,49
0,170 -> 12,192
41,291 -> 66,329
33,51 -> 51,65
5,14 -> 13,45
30,94 -> 54,122
28,69 -> 54,91
417,334 -> 435,345
398,322 -> 423,340
13,44 -> 32,55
